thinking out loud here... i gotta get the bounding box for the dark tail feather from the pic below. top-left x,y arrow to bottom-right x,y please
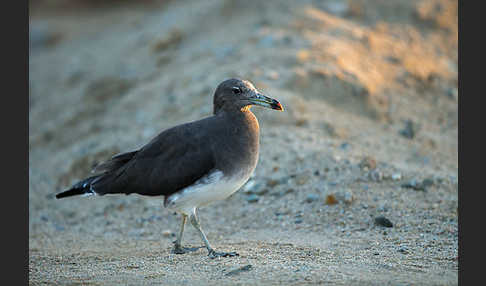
56,175 -> 100,199
92,151 -> 137,174
55,188 -> 86,199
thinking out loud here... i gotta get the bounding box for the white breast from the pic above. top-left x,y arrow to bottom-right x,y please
165,169 -> 251,216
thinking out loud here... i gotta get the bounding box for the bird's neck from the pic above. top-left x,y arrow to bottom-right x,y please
217,108 -> 259,131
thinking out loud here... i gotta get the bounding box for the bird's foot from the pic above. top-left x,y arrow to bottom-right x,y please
208,249 -> 239,259
172,244 -> 203,255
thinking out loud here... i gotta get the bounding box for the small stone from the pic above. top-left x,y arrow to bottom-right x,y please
391,173 -> 402,181
343,192 -> 354,204
266,179 -> 280,187
225,265 -> 252,276
295,219 -> 303,224
162,230 -> 173,238
325,194 -> 339,205
399,120 -> 419,139
374,216 -> 393,228
401,179 -> 427,191
244,180 -> 267,195
246,194 -> 260,203
359,156 -> 377,171
334,191 -> 354,205
368,170 -> 383,182
305,194 -> 319,203
295,173 -> 311,186
243,179 -> 257,192
398,246 -> 409,254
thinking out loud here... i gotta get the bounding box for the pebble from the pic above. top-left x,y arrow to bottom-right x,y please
325,194 -> 339,205
401,178 -> 433,191
243,179 -> 257,192
374,216 -> 393,228
398,246 -> 409,254
273,188 -> 295,198
305,194 -> 319,203
368,170 -> 383,182
334,191 -> 354,204
162,230 -> 173,238
399,120 -> 419,139
225,265 -> 253,276
391,173 -> 402,181
359,156 -> 377,171
246,194 -> 260,203
295,173 -> 311,186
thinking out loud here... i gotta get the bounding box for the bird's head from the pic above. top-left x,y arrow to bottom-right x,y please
213,78 -> 284,114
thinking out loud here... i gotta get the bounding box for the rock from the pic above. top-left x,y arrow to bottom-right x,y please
342,192 -> 354,204
399,120 -> 419,139
243,179 -> 257,192
368,170 -> 383,182
294,173 -> 311,186
225,265 -> 252,276
266,179 -> 280,187
359,156 -> 377,171
246,194 -> 260,203
305,194 -> 319,203
244,180 -> 267,195
391,173 -> 402,181
374,216 -> 393,227
401,178 -> 431,191
325,194 -> 339,205
162,230 -> 173,238
294,219 -> 303,224
398,246 -> 409,254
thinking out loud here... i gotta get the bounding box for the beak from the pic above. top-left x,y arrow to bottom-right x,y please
249,91 -> 284,111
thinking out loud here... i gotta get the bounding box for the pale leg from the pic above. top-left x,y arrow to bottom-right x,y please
172,214 -> 201,254
189,208 -> 238,258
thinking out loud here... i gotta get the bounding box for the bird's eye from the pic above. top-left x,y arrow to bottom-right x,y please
232,87 -> 241,94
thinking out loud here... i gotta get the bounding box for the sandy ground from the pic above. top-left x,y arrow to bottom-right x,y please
29,0 -> 458,285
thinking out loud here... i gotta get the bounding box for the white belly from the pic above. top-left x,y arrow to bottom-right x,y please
164,169 -> 251,216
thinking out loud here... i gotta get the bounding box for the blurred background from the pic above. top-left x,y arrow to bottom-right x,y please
29,0 -> 458,284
